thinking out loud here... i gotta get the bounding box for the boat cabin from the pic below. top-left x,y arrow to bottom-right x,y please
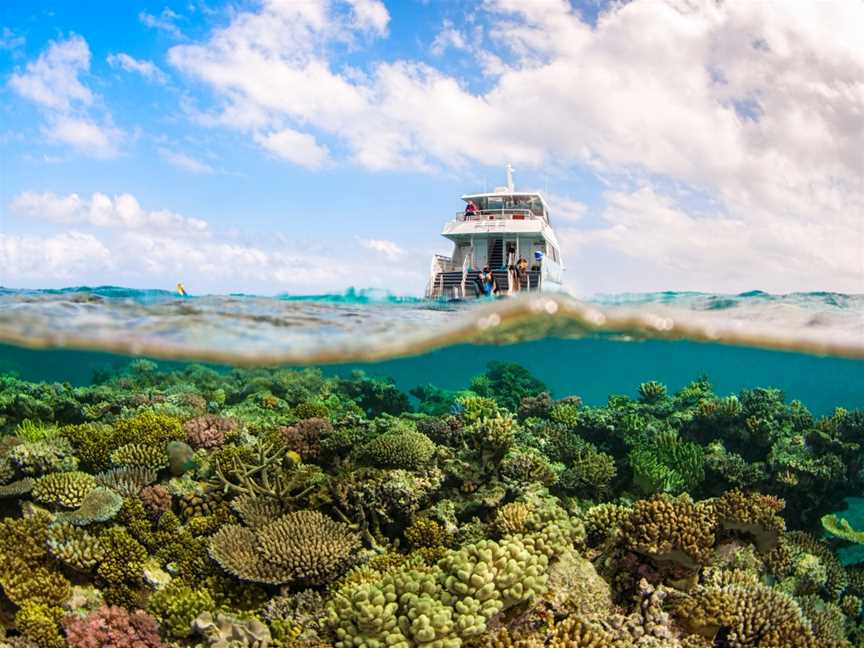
426,167 -> 565,300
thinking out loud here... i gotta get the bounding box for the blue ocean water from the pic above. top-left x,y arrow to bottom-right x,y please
0,286 -> 861,415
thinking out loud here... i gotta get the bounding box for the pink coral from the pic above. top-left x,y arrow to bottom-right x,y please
279,417 -> 331,461
183,414 -> 237,449
64,606 -> 165,648
139,484 -> 172,520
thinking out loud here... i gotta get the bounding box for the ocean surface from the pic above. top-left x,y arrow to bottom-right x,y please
1,285 -> 864,645
0,286 -> 862,413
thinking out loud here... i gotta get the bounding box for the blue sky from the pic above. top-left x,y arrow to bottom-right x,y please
1,0 -> 861,296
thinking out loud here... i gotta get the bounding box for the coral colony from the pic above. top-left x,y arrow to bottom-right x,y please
0,359 -> 862,646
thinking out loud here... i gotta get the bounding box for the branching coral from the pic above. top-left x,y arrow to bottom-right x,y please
184,414 -> 237,449
712,489 -> 786,552
209,509 -> 362,585
63,606 -> 165,648
620,493 -> 716,570
31,471 -> 96,508
628,428 -> 704,496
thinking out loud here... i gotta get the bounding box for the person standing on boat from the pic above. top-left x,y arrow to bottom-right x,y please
516,256 -> 529,291
464,200 -> 478,219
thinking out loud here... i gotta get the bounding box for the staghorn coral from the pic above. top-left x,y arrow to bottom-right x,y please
14,601 -> 65,648
209,509 -> 362,585
638,381 -> 668,404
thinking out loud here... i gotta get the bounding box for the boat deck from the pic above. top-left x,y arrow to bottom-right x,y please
428,269 -> 541,300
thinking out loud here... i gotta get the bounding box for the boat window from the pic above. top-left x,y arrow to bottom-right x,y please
486,196 -> 504,211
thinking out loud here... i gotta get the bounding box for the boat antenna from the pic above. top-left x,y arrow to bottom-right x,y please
506,163 -> 515,192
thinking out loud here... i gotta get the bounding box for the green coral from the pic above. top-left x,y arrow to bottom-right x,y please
14,601 -> 65,648
112,410 -> 184,447
628,429 -> 704,495
110,443 -> 169,470
55,487 -> 123,526
46,523 -> 105,570
31,471 -> 97,508
358,429 -> 436,470
822,514 -> 864,544
209,509 -> 362,585
96,525 -> 147,585
148,582 -> 216,639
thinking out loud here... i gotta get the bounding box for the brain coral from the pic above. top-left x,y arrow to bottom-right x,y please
209,509 -> 361,585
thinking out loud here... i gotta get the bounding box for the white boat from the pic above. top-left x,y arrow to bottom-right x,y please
426,165 -> 565,300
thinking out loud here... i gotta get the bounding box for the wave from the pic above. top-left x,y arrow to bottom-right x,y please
0,287 -> 861,365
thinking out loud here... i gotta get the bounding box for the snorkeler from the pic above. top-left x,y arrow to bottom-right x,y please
478,267 -> 497,296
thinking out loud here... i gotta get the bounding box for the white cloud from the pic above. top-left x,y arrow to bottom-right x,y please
46,116 -> 121,158
346,0 -> 390,37
0,231 -> 112,280
107,53 -> 167,83
254,129 -> 329,169
9,35 -> 124,158
431,19 -> 467,56
8,191 -> 209,235
359,238 -> 404,259
139,8 -> 182,37
159,148 -> 214,174
8,35 -> 92,110
167,0 -> 864,292
542,193 -> 586,223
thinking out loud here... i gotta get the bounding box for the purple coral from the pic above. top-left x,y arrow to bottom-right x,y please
64,606 -> 165,648
183,414 -> 237,449
140,484 -> 172,520
279,417 -> 331,461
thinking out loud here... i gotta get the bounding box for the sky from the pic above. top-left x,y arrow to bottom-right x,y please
0,0 -> 862,297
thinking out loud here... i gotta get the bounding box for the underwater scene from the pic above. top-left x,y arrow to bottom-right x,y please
0,288 -> 863,647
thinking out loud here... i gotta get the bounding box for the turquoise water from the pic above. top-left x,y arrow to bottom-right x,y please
2,337 -> 862,417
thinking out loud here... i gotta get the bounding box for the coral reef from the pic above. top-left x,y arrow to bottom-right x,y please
0,360 -> 859,646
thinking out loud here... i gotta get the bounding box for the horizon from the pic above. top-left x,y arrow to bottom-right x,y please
1,0 -> 862,297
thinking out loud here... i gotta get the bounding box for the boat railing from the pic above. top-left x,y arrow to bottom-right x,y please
458,209 -> 544,222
